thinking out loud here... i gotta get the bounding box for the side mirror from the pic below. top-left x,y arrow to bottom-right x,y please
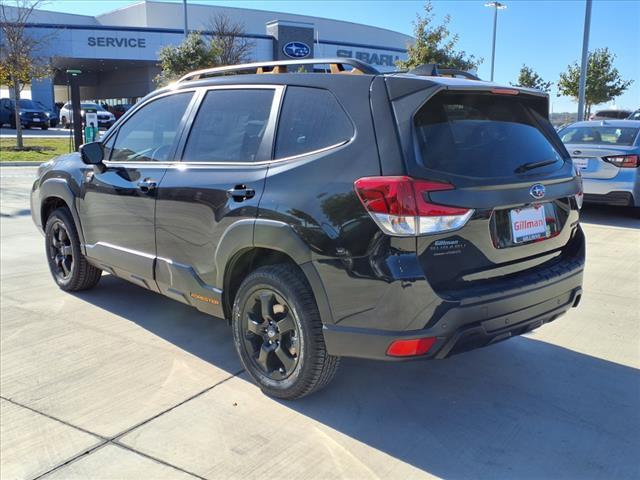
80,142 -> 105,172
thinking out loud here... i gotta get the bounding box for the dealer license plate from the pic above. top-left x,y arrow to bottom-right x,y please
572,157 -> 589,170
510,205 -> 548,243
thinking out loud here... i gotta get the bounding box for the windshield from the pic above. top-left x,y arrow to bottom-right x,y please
18,100 -> 38,109
559,126 -> 639,146
414,92 -> 564,178
81,103 -> 105,110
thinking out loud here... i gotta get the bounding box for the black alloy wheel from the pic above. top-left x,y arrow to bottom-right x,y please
232,264 -> 340,399
48,220 -> 74,282
241,289 -> 300,380
44,207 -> 102,291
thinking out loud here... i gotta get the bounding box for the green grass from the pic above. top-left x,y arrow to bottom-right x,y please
0,138 -> 74,162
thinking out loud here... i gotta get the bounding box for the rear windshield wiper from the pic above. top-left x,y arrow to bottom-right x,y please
515,159 -> 558,174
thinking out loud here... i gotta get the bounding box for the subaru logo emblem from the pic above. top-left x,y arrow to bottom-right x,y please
530,183 -> 546,199
283,41 -> 310,59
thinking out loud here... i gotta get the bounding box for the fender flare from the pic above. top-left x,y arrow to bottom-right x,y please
38,178 -> 86,248
214,218 -> 335,325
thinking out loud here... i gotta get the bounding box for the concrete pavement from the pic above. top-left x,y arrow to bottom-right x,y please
1,166 -> 639,479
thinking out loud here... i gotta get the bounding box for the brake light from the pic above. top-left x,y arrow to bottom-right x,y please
491,88 -> 519,95
387,337 -> 436,357
354,176 -> 473,236
602,154 -> 639,168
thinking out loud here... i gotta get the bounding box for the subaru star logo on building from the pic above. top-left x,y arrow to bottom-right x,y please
283,41 -> 310,58
530,183 -> 546,199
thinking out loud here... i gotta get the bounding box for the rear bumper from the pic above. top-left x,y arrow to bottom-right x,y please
323,230 -> 585,361
583,172 -> 639,206
584,191 -> 634,207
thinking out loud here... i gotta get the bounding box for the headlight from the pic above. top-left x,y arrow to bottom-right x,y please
80,110 -> 85,115
19,111 -> 28,117
44,112 -> 50,118
110,114 -> 115,120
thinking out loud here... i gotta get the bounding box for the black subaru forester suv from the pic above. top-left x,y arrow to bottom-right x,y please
31,59 -> 585,399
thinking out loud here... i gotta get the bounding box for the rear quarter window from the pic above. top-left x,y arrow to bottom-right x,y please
275,86 -> 353,158
414,91 -> 565,178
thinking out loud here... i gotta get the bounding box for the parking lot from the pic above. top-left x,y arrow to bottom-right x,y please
1,165 -> 638,479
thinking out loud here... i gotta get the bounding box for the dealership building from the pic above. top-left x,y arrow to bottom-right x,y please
2,0 -> 411,111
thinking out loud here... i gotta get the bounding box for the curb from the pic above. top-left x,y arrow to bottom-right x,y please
0,162 -> 43,167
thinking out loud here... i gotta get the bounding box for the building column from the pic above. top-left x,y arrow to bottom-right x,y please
266,20 -> 315,63
30,76 -> 55,111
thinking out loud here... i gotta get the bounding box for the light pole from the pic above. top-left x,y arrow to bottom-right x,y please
183,0 -> 188,38
577,0 -> 592,121
485,1 -> 507,82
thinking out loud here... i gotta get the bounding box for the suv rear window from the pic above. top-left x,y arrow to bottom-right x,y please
414,92 -> 564,178
275,86 -> 353,159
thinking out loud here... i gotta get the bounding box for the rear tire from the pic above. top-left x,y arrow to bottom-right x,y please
44,208 -> 102,291
232,264 -> 340,399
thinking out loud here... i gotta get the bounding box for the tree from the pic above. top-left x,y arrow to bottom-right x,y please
155,32 -> 219,85
397,1 -> 481,72
206,14 -> 252,67
512,65 -> 552,92
0,0 -> 53,149
155,14 -> 252,86
558,48 -> 633,117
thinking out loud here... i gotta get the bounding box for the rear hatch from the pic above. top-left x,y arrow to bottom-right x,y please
386,82 -> 582,298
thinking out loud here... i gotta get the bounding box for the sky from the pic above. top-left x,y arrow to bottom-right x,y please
38,0 -> 640,112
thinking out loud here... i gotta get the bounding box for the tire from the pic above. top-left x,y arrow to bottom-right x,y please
61,116 -> 68,128
232,264 -> 340,399
44,207 -> 102,291
42,125 -> 48,130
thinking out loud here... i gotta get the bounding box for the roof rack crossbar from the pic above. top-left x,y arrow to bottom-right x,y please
178,58 -> 380,82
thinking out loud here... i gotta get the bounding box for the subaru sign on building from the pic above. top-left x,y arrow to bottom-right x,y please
283,42 -> 311,58
0,1 -> 410,112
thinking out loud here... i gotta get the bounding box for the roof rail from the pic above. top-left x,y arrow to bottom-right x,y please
178,58 -> 380,82
406,64 -> 481,81
438,68 -> 481,81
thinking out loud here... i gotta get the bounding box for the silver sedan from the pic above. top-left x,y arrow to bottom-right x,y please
559,120 -> 640,208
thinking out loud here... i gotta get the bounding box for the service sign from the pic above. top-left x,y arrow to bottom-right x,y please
510,205 -> 547,243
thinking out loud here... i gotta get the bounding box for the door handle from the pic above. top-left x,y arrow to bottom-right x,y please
227,185 -> 255,202
137,178 -> 158,193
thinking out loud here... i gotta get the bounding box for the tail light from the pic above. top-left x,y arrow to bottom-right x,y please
574,166 -> 584,209
354,176 -> 473,236
603,154 -> 639,168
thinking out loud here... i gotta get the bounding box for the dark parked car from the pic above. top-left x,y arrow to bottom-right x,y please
590,109 -> 632,120
36,100 -> 59,128
0,98 -> 49,129
628,109 -> 640,121
110,103 -> 133,120
31,59 -> 585,399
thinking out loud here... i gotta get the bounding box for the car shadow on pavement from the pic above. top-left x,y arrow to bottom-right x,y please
75,275 -> 640,479
579,204 -> 639,229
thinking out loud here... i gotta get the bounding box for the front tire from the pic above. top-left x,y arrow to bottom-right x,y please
44,208 -> 102,291
232,264 -> 340,399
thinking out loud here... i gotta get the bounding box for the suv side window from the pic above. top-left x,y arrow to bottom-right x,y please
181,89 -> 274,163
109,92 -> 193,162
275,86 -> 353,159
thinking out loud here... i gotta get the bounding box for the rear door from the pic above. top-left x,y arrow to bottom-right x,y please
389,85 -> 581,294
154,85 -> 282,313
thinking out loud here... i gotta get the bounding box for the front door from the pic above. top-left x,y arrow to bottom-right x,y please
77,90 -> 195,290
154,86 -> 282,314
